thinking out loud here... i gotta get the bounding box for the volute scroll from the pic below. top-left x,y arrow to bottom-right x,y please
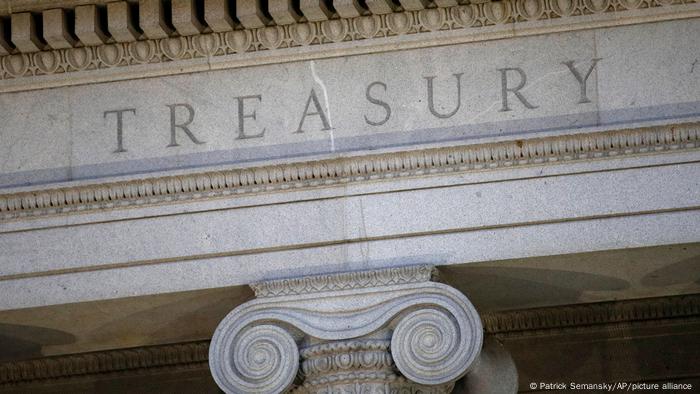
209,265 -> 484,393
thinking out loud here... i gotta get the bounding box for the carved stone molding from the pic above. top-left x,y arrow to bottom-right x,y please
1,293 -> 698,387
250,265 -> 437,297
0,0 -> 697,92
482,292 -> 700,335
1,122 -> 698,222
0,340 -> 210,386
293,335 -> 456,393
208,265 -> 484,393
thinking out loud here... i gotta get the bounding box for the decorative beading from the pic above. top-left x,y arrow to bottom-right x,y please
251,265 -> 436,297
294,336 -> 455,393
299,338 -> 395,384
1,123 -> 697,222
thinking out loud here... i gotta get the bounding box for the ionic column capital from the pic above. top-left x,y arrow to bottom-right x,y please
209,265 -> 484,393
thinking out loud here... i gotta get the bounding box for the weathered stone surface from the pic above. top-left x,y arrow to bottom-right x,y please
364,0 -> 396,14
2,154 -> 699,280
294,334 -> 456,393
172,0 -> 205,36
0,19 -> 698,188
299,0 -> 333,21
269,0 -> 302,25
204,0 -> 236,31
1,148 -> 699,310
0,3 -> 697,393
399,0 -> 430,11
0,4 -> 698,354
41,9 -> 78,49
0,1 -> 696,93
139,0 -> 174,39
332,0 -> 364,18
107,1 -> 140,42
237,0 -> 271,28
74,4 -> 109,46
0,20 -> 12,55
10,13 -> 44,52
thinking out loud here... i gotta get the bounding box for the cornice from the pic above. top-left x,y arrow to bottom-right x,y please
1,293 -> 698,386
0,0 -> 697,93
0,122 -> 698,222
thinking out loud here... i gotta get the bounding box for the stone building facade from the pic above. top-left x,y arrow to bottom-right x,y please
0,0 -> 698,392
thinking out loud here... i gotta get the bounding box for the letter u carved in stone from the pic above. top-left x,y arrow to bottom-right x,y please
208,265 -> 484,393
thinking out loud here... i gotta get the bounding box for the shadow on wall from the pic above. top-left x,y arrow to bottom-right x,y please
441,266 -> 630,311
86,289 -> 253,347
641,253 -> 700,287
0,324 -> 76,362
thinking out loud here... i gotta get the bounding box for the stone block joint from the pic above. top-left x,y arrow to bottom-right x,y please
209,265 -> 484,393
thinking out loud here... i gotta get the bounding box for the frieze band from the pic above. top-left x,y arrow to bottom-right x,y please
98,59 -> 600,154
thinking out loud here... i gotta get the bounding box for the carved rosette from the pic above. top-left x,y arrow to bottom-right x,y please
209,265 -> 483,393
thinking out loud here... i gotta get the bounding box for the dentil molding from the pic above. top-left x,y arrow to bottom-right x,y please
482,291 -> 700,335
0,0 -> 697,92
209,265 -> 483,393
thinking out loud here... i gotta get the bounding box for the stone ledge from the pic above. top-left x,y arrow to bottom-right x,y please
1,122 -> 698,221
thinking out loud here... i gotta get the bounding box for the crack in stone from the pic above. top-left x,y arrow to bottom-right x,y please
309,60 -> 334,152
